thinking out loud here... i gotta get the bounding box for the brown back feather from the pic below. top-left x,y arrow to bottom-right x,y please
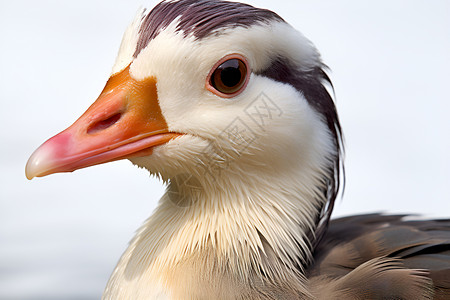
308,214 -> 450,298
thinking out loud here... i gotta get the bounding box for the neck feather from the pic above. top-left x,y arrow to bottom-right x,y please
106,162 -> 328,297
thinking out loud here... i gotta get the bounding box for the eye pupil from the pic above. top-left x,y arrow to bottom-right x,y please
210,57 -> 248,96
220,60 -> 242,88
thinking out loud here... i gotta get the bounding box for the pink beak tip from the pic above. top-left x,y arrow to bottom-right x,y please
25,144 -> 55,180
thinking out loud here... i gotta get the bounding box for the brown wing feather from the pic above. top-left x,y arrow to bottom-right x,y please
309,257 -> 434,299
307,214 -> 450,299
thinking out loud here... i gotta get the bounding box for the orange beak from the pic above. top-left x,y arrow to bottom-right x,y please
25,66 -> 181,180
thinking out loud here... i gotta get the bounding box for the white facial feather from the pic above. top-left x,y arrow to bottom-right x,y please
111,8 -> 146,75
104,11 -> 336,300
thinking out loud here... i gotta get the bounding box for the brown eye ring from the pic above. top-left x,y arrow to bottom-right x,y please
206,54 -> 250,98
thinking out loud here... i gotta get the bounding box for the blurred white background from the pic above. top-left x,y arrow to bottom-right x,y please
1,0 -> 449,299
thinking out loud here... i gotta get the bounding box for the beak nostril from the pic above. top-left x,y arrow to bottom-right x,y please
87,113 -> 122,134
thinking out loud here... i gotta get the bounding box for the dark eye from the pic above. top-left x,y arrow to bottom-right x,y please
207,55 -> 249,98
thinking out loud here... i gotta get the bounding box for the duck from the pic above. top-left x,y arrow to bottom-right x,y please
25,0 -> 450,299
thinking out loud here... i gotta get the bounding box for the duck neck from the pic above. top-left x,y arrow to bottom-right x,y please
158,163 -> 326,285
104,162 -> 329,298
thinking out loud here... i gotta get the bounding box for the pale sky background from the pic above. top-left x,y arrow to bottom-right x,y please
1,1 -> 449,299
